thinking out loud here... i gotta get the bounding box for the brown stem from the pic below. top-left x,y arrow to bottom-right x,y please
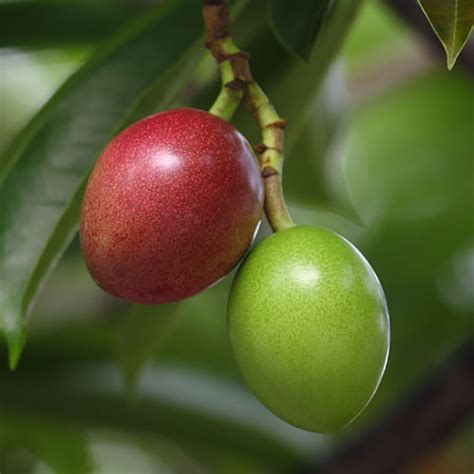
202,0 -> 295,231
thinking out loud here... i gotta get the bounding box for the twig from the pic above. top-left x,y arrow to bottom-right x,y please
202,0 -> 294,232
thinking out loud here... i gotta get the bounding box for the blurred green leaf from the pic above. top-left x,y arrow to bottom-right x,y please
344,69 -> 474,412
235,0 -> 363,218
0,49 -> 85,158
0,419 -> 92,474
0,0 -> 204,368
268,0 -> 333,60
342,1 -> 415,74
116,303 -> 181,392
0,363 -> 311,471
158,279 -> 239,378
346,71 -> 474,223
0,1 -> 141,48
418,0 -> 474,69
282,63 -> 358,220
87,430 -> 206,474
18,277 -> 239,379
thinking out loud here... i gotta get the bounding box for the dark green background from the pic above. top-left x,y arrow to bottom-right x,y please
0,1 -> 473,472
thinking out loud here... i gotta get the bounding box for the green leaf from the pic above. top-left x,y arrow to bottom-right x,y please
346,71 -> 474,223
343,70 -> 474,403
418,0 -> 474,69
20,276 -> 240,380
0,1 -> 141,48
283,63 -> 358,220
343,72 -> 474,412
0,419 -> 92,474
0,363 -> 309,471
87,431 -> 205,474
268,0 -> 333,60
0,0 -> 204,369
116,303 -> 181,392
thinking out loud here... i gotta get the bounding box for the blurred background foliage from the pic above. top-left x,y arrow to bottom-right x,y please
0,0 -> 473,473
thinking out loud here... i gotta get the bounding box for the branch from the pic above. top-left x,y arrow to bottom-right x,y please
296,338 -> 474,474
202,0 -> 295,232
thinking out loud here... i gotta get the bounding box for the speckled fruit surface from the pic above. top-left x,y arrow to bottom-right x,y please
227,226 -> 390,433
80,108 -> 263,304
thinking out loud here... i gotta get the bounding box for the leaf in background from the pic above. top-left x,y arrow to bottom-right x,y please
344,70 -> 474,406
235,0 -> 363,218
0,1 -> 142,48
0,419 -> 92,474
346,71 -> 474,223
0,0 -> 204,368
281,62 -> 359,220
268,0 -> 334,60
18,274 -> 240,380
418,0 -> 474,69
116,303 -> 181,393
342,1 -> 416,74
0,363 -> 311,472
88,430 -> 206,474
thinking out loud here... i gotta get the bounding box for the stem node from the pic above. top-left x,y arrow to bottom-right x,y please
203,0 -> 295,232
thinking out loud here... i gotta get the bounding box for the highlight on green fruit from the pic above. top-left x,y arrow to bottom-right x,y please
227,225 -> 390,433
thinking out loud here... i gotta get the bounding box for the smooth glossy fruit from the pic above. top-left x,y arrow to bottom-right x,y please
227,226 -> 390,433
80,108 -> 263,304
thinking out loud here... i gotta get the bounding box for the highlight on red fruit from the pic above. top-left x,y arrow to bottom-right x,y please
80,108 -> 264,304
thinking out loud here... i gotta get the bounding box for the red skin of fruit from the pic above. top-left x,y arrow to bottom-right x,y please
80,108 -> 263,304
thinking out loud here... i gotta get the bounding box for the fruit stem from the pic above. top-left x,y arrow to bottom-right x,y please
202,0 -> 295,232
208,38 -> 244,121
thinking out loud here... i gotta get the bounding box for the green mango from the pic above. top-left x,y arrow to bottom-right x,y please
227,226 -> 390,433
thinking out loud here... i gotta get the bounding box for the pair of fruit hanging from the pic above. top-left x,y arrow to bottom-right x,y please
80,0 -> 390,433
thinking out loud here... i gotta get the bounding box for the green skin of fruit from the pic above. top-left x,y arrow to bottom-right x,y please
227,225 -> 390,433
